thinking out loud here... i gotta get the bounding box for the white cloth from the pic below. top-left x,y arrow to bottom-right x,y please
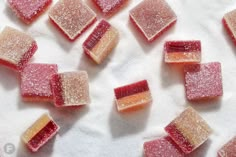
0,0 -> 235,156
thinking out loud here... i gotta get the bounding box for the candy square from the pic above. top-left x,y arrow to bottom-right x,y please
21,64 -> 58,102
49,0 -> 96,41
92,0 -> 128,15
184,62 -> 223,101
0,26 -> 37,71
164,40 -> 201,63
165,107 -> 212,154
51,71 -> 90,107
218,136 -> 236,157
129,0 -> 177,42
223,9 -> 236,45
144,136 -> 185,157
8,0 -> 52,24
114,80 -> 152,112
22,113 -> 60,152
83,20 -> 119,64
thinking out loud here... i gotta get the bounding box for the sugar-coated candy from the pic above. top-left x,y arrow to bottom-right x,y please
83,20 -> 119,64
164,41 -> 201,63
51,71 -> 90,107
92,0 -> 128,15
165,107 -> 212,154
22,113 -> 60,152
8,0 -> 52,24
114,80 -> 152,112
129,0 -> 177,42
21,64 -> 58,102
223,9 -> 236,45
218,136 -> 236,157
49,0 -> 96,41
184,62 -> 223,101
0,26 -> 37,71
144,136 -> 185,157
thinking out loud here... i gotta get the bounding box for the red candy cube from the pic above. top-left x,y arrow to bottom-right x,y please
184,62 -> 223,101
49,0 -> 96,41
92,0 -> 128,15
0,26 -> 37,71
21,64 -> 58,102
218,136 -> 236,157
22,113 -> 60,152
83,20 -> 119,64
51,71 -> 90,107
114,80 -> 152,112
223,9 -> 236,45
8,0 -> 52,24
165,107 -> 212,154
164,41 -> 201,63
129,0 -> 177,42
144,136 -> 185,157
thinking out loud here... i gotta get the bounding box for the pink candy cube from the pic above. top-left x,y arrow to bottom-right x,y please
114,80 -> 152,112
92,0 -> 128,15
83,20 -> 119,64
129,0 -> 177,42
223,9 -> 236,45
21,64 -> 58,102
144,136 -> 185,157
22,113 -> 59,152
8,0 -> 52,24
164,41 -> 201,63
218,136 -> 236,157
165,107 -> 212,154
184,62 -> 223,101
49,0 -> 96,41
0,26 -> 37,71
51,71 -> 90,107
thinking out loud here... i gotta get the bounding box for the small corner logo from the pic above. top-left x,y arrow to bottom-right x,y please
3,143 -> 15,155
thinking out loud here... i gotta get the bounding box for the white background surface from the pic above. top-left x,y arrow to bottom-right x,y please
0,0 -> 235,156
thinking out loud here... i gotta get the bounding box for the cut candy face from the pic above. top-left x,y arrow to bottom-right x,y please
129,0 -> 177,42
218,136 -> 236,157
92,0 -> 128,15
184,62 -> 223,101
223,9 -> 236,45
144,136 -> 185,157
114,80 -> 152,112
22,114 -> 60,152
83,20 -> 119,64
0,26 -> 37,71
49,0 -> 96,41
165,107 -> 212,154
21,64 -> 58,102
51,71 -> 90,107
8,0 -> 52,24
164,41 -> 201,63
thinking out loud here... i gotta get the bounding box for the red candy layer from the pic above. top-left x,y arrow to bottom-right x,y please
165,41 -> 201,53
218,136 -> 236,157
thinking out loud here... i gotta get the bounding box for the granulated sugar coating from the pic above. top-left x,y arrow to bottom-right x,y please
83,20 -> 119,64
50,71 -> 90,107
129,0 -> 177,42
49,0 -> 96,41
8,0 -> 52,24
223,9 -> 236,45
165,107 -> 212,154
0,26 -> 37,71
92,0 -> 128,15
143,136 -> 185,157
218,136 -> 236,157
114,80 -> 152,112
22,114 -> 60,152
164,40 -> 201,63
184,62 -> 223,101
21,64 -> 58,102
